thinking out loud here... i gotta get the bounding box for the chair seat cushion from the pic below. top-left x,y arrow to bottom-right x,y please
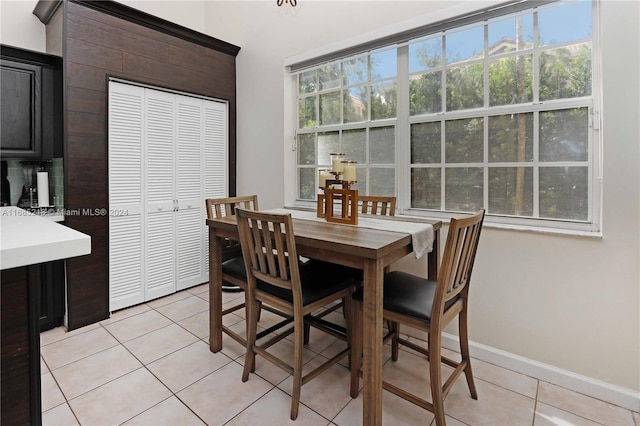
257,261 -> 355,305
222,256 -> 247,281
353,271 -> 456,325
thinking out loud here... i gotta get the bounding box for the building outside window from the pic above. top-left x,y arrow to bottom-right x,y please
293,0 -> 599,233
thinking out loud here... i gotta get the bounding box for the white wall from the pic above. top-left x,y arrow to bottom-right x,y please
0,0 -> 45,51
118,0 -> 207,33
2,0 -> 638,401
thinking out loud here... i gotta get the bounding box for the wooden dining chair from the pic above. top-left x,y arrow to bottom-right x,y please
358,195 -> 396,216
349,210 -> 485,426
205,195 -> 288,346
236,208 -> 357,420
205,195 -> 259,293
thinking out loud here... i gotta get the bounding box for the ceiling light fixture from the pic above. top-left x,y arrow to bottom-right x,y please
277,0 -> 297,6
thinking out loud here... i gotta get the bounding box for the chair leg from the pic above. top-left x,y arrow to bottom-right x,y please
349,300 -> 363,398
290,312 -> 304,420
257,301 -> 262,322
303,322 -> 310,345
343,294 -> 353,370
242,299 -> 259,382
429,331 -> 446,426
459,306 -> 478,399
391,322 -> 400,362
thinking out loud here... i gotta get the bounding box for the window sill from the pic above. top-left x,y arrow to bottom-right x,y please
288,201 -> 602,239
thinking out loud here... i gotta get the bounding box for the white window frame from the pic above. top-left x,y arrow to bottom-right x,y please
284,0 -> 602,236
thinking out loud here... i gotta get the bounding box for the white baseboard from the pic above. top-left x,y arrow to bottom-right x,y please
440,332 -> 640,412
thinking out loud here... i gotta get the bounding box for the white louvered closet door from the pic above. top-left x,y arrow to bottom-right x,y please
109,81 -> 228,311
144,89 -> 178,301
203,100 -> 228,277
176,95 -> 205,290
108,82 -> 145,311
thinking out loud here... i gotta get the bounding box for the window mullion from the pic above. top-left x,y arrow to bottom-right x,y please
483,23 -> 490,212
396,45 -> 410,212
533,110 -> 540,218
440,120 -> 446,210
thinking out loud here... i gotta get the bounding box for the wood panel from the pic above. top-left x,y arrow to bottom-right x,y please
61,0 -> 239,329
66,86 -> 105,114
1,266 -> 41,425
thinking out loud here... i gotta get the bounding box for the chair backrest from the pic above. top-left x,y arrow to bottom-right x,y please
205,195 -> 259,262
435,210 -> 485,313
236,209 -> 303,302
359,195 -> 396,216
205,195 -> 258,220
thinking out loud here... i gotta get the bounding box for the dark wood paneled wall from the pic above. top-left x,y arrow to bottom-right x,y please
62,0 -> 239,329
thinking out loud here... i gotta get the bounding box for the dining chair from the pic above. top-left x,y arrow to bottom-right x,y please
349,209 -> 485,426
205,195 -> 288,346
236,208 -> 357,420
358,195 -> 396,216
205,195 -> 259,293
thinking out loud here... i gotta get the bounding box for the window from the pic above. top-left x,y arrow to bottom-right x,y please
297,48 -> 398,199
293,0 -> 599,232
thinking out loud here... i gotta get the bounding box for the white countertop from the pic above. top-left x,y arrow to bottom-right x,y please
0,206 -> 91,270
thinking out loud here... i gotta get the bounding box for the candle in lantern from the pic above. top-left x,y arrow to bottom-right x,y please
330,153 -> 345,174
343,161 -> 357,182
319,170 -> 331,188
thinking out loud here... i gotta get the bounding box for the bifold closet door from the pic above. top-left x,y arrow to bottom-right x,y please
176,95 -> 205,290
202,100 -> 228,278
144,89 -> 177,301
108,82 -> 145,311
109,81 -> 227,311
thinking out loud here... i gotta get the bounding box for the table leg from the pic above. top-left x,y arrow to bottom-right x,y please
362,259 -> 384,426
428,228 -> 440,281
209,228 -> 223,352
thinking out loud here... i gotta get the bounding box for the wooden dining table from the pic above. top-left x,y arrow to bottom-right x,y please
207,211 -> 442,425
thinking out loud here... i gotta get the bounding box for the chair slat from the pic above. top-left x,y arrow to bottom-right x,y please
359,195 -> 397,216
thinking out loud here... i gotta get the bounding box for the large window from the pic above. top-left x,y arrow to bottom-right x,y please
293,0 -> 599,232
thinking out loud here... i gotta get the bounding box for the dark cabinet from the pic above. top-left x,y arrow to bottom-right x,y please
0,59 -> 41,156
0,45 -> 62,159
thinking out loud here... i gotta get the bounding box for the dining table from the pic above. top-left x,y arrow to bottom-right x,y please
207,208 -> 442,425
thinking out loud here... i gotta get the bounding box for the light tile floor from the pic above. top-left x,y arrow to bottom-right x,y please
41,284 -> 639,426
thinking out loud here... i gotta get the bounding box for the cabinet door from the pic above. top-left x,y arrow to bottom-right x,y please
0,60 -> 42,157
108,82 -> 145,311
145,89 -> 177,301
176,96 -> 205,290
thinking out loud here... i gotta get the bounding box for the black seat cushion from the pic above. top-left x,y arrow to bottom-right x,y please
353,271 -> 457,325
221,256 -> 247,281
257,261 -> 355,306
221,257 -> 247,292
